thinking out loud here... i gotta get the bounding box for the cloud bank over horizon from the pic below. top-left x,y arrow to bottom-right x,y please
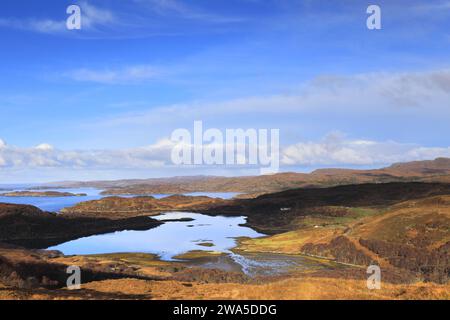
1,132 -> 450,182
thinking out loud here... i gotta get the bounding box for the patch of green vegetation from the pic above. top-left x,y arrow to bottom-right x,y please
296,207 -> 384,229
173,250 -> 224,260
348,207 -> 382,218
85,252 -> 171,267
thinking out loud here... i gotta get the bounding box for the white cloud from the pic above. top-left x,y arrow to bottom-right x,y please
35,143 -> 54,151
80,1 -> 116,29
0,134 -> 449,172
67,65 -> 159,84
96,68 -> 450,126
0,17 -> 66,34
281,133 -> 450,166
0,139 -> 174,170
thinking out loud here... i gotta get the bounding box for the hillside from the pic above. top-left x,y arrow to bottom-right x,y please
38,158 -> 450,196
201,182 -> 450,233
0,203 -> 162,248
60,195 -> 226,219
233,188 -> 450,284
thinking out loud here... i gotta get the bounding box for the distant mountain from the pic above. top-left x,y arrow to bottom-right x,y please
41,157 -> 450,196
386,157 -> 450,175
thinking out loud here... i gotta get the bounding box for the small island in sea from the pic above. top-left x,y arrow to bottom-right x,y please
0,191 -> 87,197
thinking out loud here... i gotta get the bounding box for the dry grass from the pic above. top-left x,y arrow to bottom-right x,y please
237,227 -> 342,255
75,277 -> 450,300
352,196 -> 450,249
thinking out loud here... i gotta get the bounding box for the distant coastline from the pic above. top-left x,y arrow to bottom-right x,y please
0,191 -> 87,197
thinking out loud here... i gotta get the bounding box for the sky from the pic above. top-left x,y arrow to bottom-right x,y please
0,0 -> 450,183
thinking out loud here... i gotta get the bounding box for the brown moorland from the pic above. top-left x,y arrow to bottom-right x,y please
1,159 -> 450,300
90,158 -> 450,196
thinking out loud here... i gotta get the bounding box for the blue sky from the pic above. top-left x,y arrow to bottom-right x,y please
0,0 -> 450,182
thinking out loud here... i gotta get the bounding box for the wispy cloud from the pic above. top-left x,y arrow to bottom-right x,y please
0,1 -> 118,35
0,17 -> 66,34
135,0 -> 244,23
413,1 -> 450,12
95,68 -> 450,127
66,65 -> 160,84
80,1 -> 117,30
0,0 -> 246,39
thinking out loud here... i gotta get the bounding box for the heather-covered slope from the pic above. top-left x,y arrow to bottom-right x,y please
237,194 -> 450,283
60,195 -> 226,219
0,203 -> 162,248
201,182 -> 450,233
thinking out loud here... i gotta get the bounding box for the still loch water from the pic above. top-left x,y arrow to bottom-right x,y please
0,186 -> 323,276
48,212 -> 264,260
0,186 -> 239,212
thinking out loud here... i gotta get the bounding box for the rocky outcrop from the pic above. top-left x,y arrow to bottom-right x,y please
0,244 -> 158,290
60,195 -> 227,219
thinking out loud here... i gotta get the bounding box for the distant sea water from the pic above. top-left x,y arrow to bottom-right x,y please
0,187 -> 105,212
0,185 -> 240,212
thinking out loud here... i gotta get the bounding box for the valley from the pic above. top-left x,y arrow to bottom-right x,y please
0,159 -> 449,300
